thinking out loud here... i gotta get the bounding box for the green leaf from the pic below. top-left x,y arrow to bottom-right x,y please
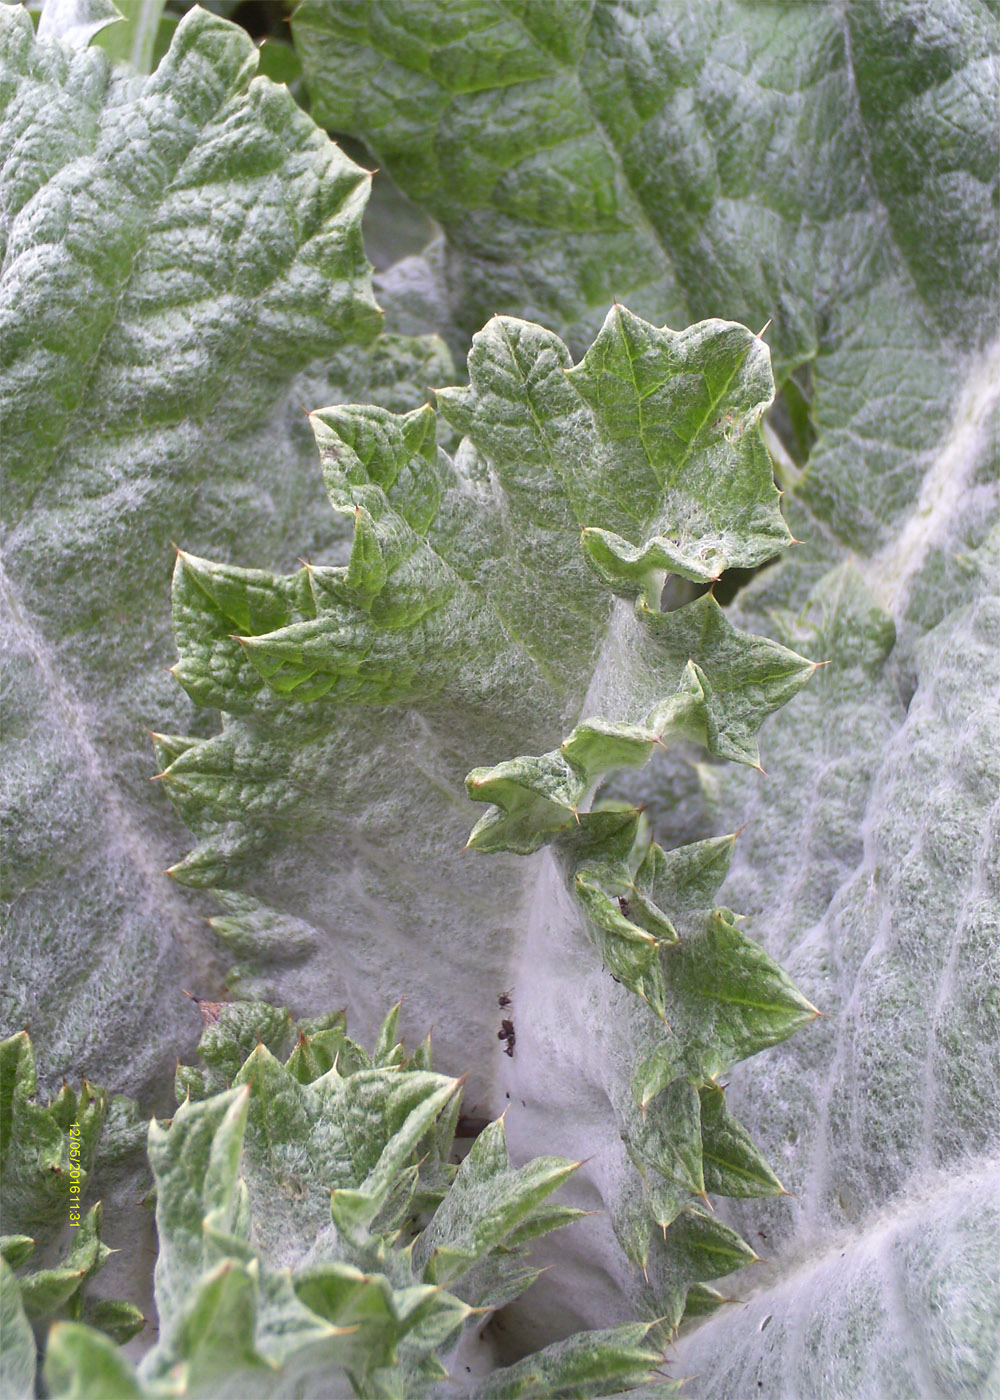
471,1322 -> 666,1400
293,1 -> 995,403
567,312 -> 791,589
294,1261 -> 472,1384
151,1259 -> 272,1390
635,834 -> 736,930
80,1296 -> 146,1345
0,1032 -> 135,1328
125,1051 -> 375,1392
572,857 -> 671,1016
148,1086 -> 252,1332
372,1002 -> 405,1069
415,1118 -> 577,1287
680,1281 -> 731,1322
501,1201 -> 590,1251
0,1031 -> 72,1239
634,911 -> 819,1100
18,1203 -> 109,1320
698,1084 -> 784,1200
91,0 -> 166,72
622,1078 -> 705,1233
0,1236 -> 34,1270
285,1021 -> 365,1086
0,1257 -> 36,1400
443,309 -> 791,597
0,0 -> 450,1110
229,1041 -> 459,1253
0,1034 -> 142,1352
647,1208 -> 759,1335
44,1322 -> 147,1400
188,1002 -> 296,1092
161,301 -> 812,1350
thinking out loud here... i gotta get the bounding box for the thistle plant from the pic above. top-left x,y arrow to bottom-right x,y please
4,1 -> 996,1394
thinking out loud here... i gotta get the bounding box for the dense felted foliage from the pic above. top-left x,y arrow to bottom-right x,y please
0,1 -> 449,1096
290,4 -> 1000,1389
156,304 -> 817,1343
35,1008 -> 671,1399
2,0 -> 998,1395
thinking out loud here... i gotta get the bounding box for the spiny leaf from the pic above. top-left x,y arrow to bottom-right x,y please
93,1003 -> 610,1396
160,302 -> 814,1344
635,833 -> 737,930
623,1079 -> 706,1233
0,0 -> 450,1113
0,1031 -> 85,1239
170,555 -> 314,714
18,1204 -> 109,1320
79,1296 -> 146,1346
0,1237 -> 34,1271
324,1070 -> 460,1240
192,1003 -> 296,1090
151,1260 -> 272,1389
634,911 -> 819,1102
148,1086 -> 252,1331
681,1281 -> 732,1322
294,1262 -> 471,1379
373,1002 -> 405,1069
0,1034 -> 141,1341
229,1039 -> 459,1257
415,1118 -> 577,1288
567,311 -> 792,592
470,1321 -> 666,1400
699,1084 -> 785,1199
648,1208 -> 759,1334
44,1321 -> 147,1400
0,1257 -> 35,1400
502,1201 -> 591,1250
466,595 -> 813,853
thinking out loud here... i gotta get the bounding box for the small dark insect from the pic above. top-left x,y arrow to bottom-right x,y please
497,1017 -> 516,1057
617,895 -> 631,918
498,990 -> 512,1008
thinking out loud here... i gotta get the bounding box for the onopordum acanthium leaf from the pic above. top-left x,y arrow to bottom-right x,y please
464,590 -> 813,856
43,1004 -> 664,1400
468,1322 -> 674,1400
0,0 -> 452,1115
0,1031 -> 145,1363
6,0 -> 993,1391
414,1118 -> 578,1288
158,303 -> 815,1350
